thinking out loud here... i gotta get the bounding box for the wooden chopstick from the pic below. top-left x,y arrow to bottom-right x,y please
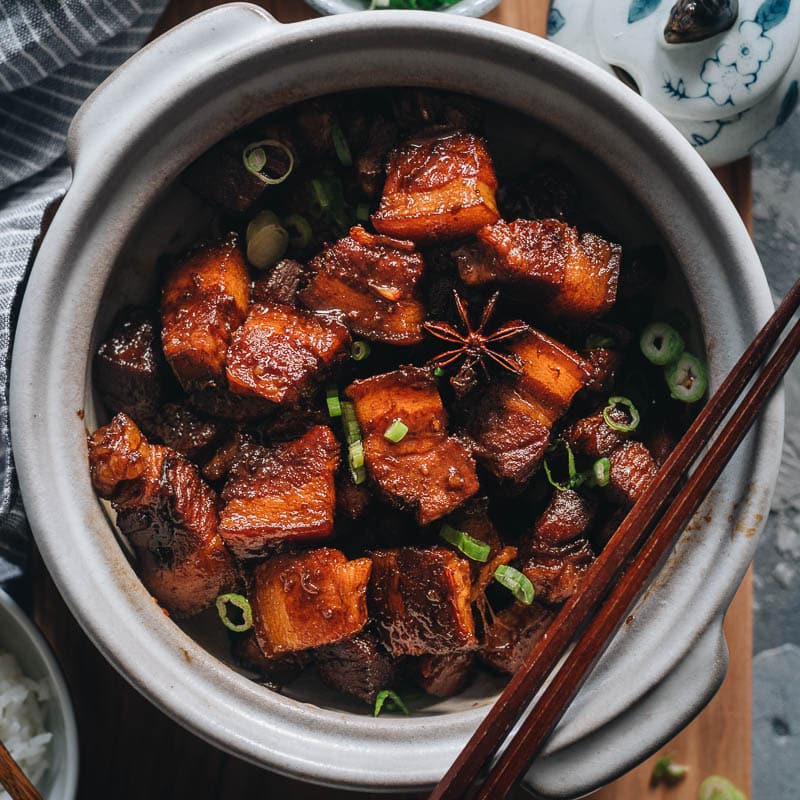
477,312 -> 800,799
0,739 -> 43,800
431,275 -> 800,800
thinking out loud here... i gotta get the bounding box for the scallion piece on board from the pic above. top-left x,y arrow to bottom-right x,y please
326,387 -> 342,418
351,340 -> 371,361
215,594 -> 253,633
664,353 -> 708,403
640,321 -> 685,366
285,213 -> 313,249
331,123 -> 353,167
373,689 -> 409,717
603,396 -> 641,432
440,524 -> 491,562
494,565 -> 535,605
384,419 -> 408,443
651,754 -> 688,786
698,776 -> 746,800
242,139 -> 294,185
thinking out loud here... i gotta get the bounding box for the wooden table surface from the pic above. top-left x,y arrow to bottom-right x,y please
31,1 -> 753,798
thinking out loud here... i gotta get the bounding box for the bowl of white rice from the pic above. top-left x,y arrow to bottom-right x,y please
0,589 -> 78,800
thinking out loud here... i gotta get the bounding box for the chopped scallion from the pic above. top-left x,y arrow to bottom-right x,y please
640,321 -> 684,366
242,139 -> 294,185
348,439 -> 365,470
331,123 -> 353,167
603,396 -> 640,432
356,202 -> 371,222
311,178 -> 331,212
373,689 -> 409,717
326,387 -> 342,418
588,457 -> 611,488
651,754 -> 689,786
494,565 -> 535,605
440,524 -> 491,562
585,333 -> 615,349
664,353 -> 708,403
215,593 -> 253,633
433,367 -> 444,377
284,213 -> 313,249
384,419 -> 408,443
340,401 -> 361,445
351,340 -> 371,361
543,440 -> 580,491
246,210 -> 288,269
698,776 -> 746,800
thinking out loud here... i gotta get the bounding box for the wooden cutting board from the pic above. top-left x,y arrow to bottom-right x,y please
31,1 -> 753,797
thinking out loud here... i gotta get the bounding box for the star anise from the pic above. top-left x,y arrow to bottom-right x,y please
423,290 -> 528,381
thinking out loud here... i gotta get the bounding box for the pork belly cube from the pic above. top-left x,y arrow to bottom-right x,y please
94,307 -> 167,425
225,303 -> 349,404
412,652 -> 476,698
346,368 -> 479,524
355,118 -> 398,197
581,346 -> 623,395
608,441 -> 658,506
520,538 -> 595,605
534,490 -> 597,545
161,233 -> 250,392
369,547 -> 476,656
563,406 -> 630,459
231,632 -> 309,688
300,226 -> 426,345
251,548 -> 372,658
646,425 -> 678,467
454,219 -> 567,294
251,258 -> 304,307
480,602 -> 556,675
149,403 -> 225,461
87,413 -> 237,618
219,425 -> 339,558
315,630 -> 401,705
372,130 -> 500,243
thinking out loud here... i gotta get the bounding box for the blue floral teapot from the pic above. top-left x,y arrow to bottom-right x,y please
548,0 -> 800,165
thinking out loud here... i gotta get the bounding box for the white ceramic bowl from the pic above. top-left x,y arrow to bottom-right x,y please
305,0 -> 501,16
9,6 -> 782,797
0,590 -> 79,800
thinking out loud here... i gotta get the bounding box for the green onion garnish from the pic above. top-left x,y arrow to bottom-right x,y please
246,210 -> 289,269
340,401 -> 366,484
494,565 -> 535,605
356,203 -> 371,222
543,440 -> 580,491
651,754 -> 688,786
698,776 -> 746,800
433,367 -> 444,377
588,457 -> 611,488
311,178 -> 331,212
640,321 -> 685,366
384,419 -> 408,443
284,213 -> 313,249
331,123 -> 353,167
340,401 -> 360,445
326,387 -> 342,418
348,439 -> 365,470
351,340 -> 371,361
242,139 -> 294,185
603,396 -> 640,432
664,353 -> 708,403
215,593 -> 253,633
440,524 -> 491,562
373,689 -> 409,717
585,333 -> 615,349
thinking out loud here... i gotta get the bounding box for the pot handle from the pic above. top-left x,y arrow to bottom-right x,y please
66,3 -> 279,162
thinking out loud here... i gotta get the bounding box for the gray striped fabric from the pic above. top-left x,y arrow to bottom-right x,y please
0,0 -> 167,582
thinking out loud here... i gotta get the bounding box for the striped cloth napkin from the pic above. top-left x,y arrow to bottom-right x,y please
0,0 -> 168,583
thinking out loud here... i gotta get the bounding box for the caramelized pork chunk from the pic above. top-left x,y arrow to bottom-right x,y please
346,368 -> 479,524
161,233 -> 250,391
315,630 -> 400,705
355,119 -> 398,197
465,329 -> 590,482
251,548 -> 372,658
480,602 -> 556,675
369,547 -> 476,656
372,130 -> 500,243
87,413 -> 237,618
94,307 -> 167,425
219,425 -> 339,559
149,403 -> 225,461
533,490 -> 597,545
225,303 -> 349,404
520,538 -> 595,605
563,406 -> 630,459
412,651 -> 476,698
608,441 -> 658,506
300,226 -> 426,345
232,632 -> 310,688
251,258 -> 304,307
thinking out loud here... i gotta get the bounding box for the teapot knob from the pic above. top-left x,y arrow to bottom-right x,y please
664,0 -> 739,44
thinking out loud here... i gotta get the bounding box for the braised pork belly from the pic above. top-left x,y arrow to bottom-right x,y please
480,603 -> 556,675
412,651 -> 476,698
608,441 -> 659,506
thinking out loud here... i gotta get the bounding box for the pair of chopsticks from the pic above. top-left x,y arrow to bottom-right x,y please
0,739 -> 42,800
432,275 -> 800,800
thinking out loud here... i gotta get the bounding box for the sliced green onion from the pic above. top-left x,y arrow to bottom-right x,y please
384,419 -> 408,443
356,202 -> 371,222
664,353 -> 708,403
340,400 -> 366,484
351,340 -> 371,361
585,333 -> 615,349
311,178 -> 331,212
494,565 -> 535,605
246,210 -> 289,269
588,457 -> 611,488
698,776 -> 746,800
433,367 -> 444,377
440,524 -> 491,562
326,387 -> 342,418
603,396 -> 641,432
331,123 -> 353,167
651,754 -> 688,786
373,689 -> 409,717
284,213 -> 313,249
543,440 -> 580,491
640,321 -> 684,366
215,593 -> 253,633
242,139 -> 294,185
348,439 -> 365,470
340,401 -> 360,445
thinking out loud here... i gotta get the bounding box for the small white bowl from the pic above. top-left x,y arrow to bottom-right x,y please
305,0 -> 501,16
0,590 -> 78,800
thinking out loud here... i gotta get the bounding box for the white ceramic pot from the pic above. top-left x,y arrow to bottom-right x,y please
9,5 -> 782,797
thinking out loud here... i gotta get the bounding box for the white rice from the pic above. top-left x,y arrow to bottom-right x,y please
0,651 -> 52,799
